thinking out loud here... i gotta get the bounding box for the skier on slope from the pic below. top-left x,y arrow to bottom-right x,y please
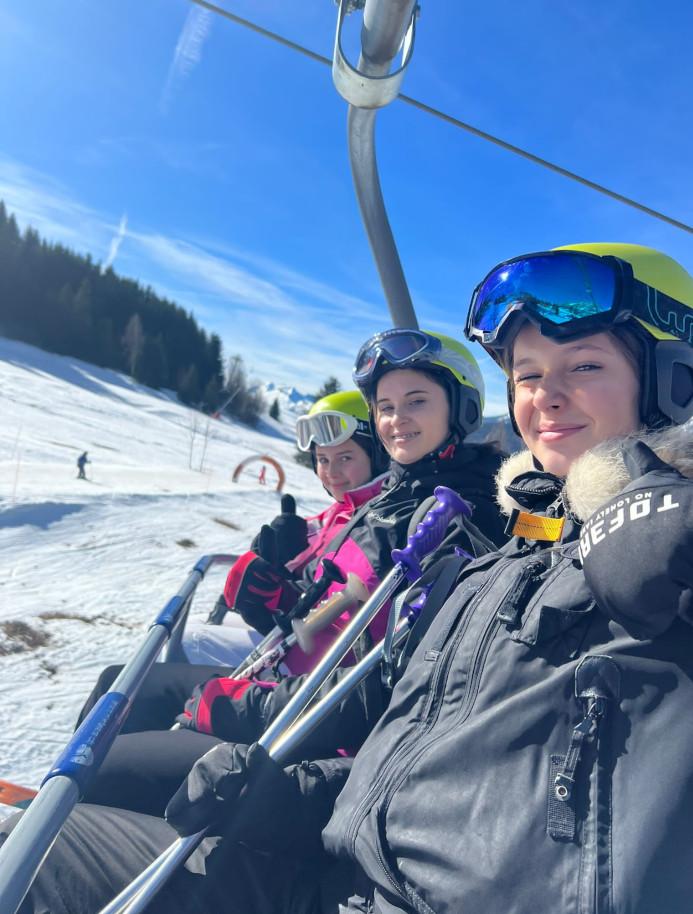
76,451 -> 89,479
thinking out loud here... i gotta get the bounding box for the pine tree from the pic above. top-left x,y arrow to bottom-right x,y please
269,397 -> 281,420
202,375 -> 221,412
314,376 -> 341,400
138,334 -> 168,389
122,314 -> 144,378
178,364 -> 201,405
0,198 -> 235,404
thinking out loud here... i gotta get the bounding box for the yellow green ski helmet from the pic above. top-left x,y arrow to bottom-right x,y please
296,389 -> 385,472
353,328 -> 485,437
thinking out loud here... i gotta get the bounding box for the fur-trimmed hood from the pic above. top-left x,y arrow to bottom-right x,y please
496,422 -> 693,523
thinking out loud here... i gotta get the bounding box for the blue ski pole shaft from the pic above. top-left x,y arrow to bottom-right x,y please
96,487 -> 470,914
0,553 -> 232,914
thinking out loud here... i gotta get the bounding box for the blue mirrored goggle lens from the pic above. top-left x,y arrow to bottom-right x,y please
471,254 -> 617,335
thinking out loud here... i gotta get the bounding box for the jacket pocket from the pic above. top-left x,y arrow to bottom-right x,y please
547,654 -> 621,914
513,547 -> 595,652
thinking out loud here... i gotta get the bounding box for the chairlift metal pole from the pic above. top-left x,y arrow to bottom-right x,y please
333,0 -> 419,329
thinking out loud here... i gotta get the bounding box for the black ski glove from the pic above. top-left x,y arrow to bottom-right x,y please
165,742 -> 259,837
165,741 -> 349,855
251,494 -> 309,567
579,440 -> 693,639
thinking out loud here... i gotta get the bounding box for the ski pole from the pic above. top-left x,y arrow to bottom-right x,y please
95,486 -> 471,914
169,573 -> 368,732
230,557 -> 346,677
271,599 -> 422,760
237,572 -> 368,678
0,553 -> 237,914
102,612 -> 420,914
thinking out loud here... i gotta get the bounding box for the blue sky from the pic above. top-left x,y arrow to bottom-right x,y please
0,0 -> 691,414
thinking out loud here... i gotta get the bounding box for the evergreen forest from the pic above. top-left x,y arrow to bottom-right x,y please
0,202 -> 225,410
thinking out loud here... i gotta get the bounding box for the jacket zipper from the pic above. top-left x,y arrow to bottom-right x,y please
378,559 -> 547,823
552,655 -> 620,914
496,559 -> 547,626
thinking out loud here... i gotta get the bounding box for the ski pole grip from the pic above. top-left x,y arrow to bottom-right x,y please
282,558 -> 346,629
391,486 -> 472,582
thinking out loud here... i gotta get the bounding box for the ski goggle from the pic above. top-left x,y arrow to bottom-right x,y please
296,411 -> 367,451
353,329 -> 442,386
466,251 -> 693,348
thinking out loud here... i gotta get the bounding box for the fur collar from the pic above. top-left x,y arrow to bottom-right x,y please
496,422 -> 693,523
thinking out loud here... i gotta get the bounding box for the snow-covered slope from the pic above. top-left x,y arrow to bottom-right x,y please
0,337 -> 330,811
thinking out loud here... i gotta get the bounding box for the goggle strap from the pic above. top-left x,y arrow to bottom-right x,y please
631,281 -> 693,344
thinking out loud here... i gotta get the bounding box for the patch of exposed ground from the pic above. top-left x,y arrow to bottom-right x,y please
38,610 -> 139,630
0,621 -> 51,655
213,517 -> 240,530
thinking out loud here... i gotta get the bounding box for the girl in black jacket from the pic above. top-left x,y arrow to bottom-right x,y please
322,243 -> 693,914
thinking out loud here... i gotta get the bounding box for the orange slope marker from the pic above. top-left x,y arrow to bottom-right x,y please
0,779 -> 37,809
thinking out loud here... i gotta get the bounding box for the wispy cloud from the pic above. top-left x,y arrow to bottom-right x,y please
103,213 -> 128,271
0,153 -> 510,408
0,156 -> 111,252
160,7 -> 213,115
133,233 -> 302,314
200,237 -> 382,324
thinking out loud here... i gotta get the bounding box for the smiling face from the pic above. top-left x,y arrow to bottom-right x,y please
511,323 -> 641,476
314,438 -> 373,501
374,368 -> 451,465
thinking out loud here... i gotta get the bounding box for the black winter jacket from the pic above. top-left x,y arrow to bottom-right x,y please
302,440 -> 508,587
322,426 -> 693,914
237,441 -> 507,646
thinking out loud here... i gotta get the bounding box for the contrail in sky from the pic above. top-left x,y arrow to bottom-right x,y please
103,213 -> 128,271
160,7 -> 213,114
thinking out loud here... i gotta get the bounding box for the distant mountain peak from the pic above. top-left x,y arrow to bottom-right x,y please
252,381 -> 315,424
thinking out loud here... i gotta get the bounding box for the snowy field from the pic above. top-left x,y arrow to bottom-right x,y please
0,336 -> 330,814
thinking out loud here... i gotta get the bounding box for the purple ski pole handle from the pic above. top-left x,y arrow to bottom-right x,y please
391,486 -> 472,582
404,546 -> 473,623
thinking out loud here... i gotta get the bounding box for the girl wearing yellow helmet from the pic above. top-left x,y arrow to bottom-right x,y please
323,244 -> 693,914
